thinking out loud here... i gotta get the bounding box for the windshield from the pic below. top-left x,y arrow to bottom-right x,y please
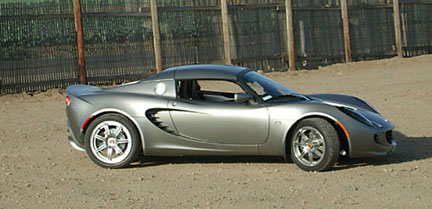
242,71 -> 298,101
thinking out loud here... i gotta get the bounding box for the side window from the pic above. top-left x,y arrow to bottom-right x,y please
197,80 -> 244,94
177,79 -> 246,103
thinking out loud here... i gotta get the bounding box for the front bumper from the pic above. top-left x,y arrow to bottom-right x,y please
370,130 -> 397,154
349,128 -> 397,158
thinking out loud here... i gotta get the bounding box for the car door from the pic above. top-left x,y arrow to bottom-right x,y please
168,79 -> 269,145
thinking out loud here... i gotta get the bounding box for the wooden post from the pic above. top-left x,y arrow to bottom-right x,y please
341,0 -> 352,62
285,0 -> 296,71
393,0 -> 403,57
221,0 -> 232,65
73,0 -> 87,84
150,0 -> 163,73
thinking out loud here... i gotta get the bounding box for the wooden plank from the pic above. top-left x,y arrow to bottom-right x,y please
393,0 -> 403,58
157,6 -> 220,11
0,13 -> 72,20
232,54 -> 288,63
1,79 -> 78,91
150,0 -> 163,73
399,2 -> 432,5
221,0 -> 232,65
0,12 -> 151,20
0,4 -> 401,21
158,5 -> 343,11
84,12 -> 151,17
73,0 -> 87,84
285,0 -> 296,71
155,4 -> 396,11
341,0 -> 352,62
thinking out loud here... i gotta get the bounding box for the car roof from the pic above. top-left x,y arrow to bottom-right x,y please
146,64 -> 250,81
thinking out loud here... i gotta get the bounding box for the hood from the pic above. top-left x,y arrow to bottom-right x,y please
307,94 -> 380,114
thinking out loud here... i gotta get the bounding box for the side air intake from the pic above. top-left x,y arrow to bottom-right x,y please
146,109 -> 178,135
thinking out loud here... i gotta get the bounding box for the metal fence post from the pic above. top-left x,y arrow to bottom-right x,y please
221,0 -> 232,65
341,0 -> 352,62
285,0 -> 296,71
393,0 -> 403,57
73,0 -> 87,84
150,0 -> 163,73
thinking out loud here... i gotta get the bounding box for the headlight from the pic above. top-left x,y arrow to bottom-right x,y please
338,107 -> 373,127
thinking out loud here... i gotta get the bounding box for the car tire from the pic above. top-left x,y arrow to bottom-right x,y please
290,118 -> 340,171
84,114 -> 141,168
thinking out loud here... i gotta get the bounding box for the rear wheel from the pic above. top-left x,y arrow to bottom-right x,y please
84,114 -> 141,168
290,118 -> 339,171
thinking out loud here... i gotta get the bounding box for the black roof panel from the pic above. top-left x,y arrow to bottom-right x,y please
147,64 -> 249,81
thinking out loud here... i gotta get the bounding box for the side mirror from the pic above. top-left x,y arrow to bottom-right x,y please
234,93 -> 251,103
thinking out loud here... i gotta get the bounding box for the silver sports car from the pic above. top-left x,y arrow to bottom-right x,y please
66,64 -> 396,171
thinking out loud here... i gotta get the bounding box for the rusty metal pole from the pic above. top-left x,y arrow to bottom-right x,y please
73,0 -> 87,84
393,0 -> 403,57
341,0 -> 352,62
221,0 -> 232,65
285,0 -> 296,71
150,0 -> 163,73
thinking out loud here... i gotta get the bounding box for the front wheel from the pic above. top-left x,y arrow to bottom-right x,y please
290,118 -> 340,171
84,114 -> 141,168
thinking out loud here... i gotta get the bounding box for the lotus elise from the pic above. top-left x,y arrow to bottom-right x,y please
66,64 -> 396,171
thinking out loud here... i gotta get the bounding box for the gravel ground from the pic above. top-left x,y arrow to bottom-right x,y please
1,55 -> 431,209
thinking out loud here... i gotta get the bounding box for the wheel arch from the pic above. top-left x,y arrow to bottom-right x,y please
283,113 -> 350,161
82,108 -> 146,154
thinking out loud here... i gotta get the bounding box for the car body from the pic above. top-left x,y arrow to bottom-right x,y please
66,64 -> 396,171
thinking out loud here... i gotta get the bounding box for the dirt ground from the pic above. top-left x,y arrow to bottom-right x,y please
1,55 -> 432,209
